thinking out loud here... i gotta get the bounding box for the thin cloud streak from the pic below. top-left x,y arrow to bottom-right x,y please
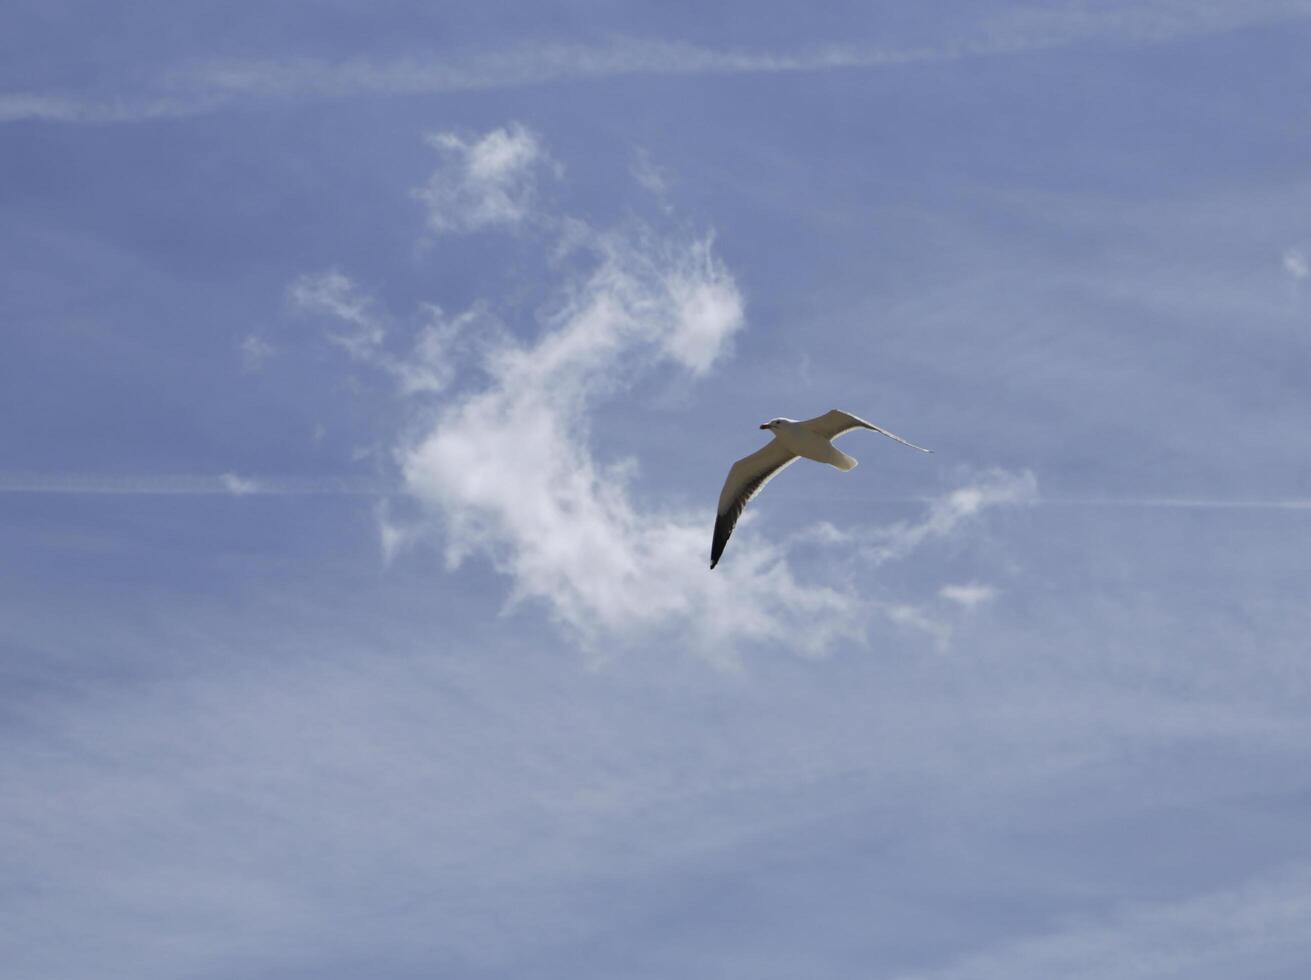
780,493 -> 1311,511
4,474 -> 1310,511
1044,497 -> 1311,510
890,862 -> 1311,980
6,1 -> 1311,123
0,473 -> 385,495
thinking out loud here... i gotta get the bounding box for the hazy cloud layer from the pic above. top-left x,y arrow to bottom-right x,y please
8,6 -> 1311,978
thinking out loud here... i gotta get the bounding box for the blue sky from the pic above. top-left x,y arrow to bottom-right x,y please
4,1 -> 1311,976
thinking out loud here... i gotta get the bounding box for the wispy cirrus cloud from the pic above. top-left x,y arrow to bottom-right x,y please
6,2 -> 1311,124
288,269 -> 386,360
861,469 -> 1038,565
1283,246 -> 1309,285
630,147 -> 670,197
939,582 -> 1000,608
289,268 -> 500,396
239,334 -> 274,372
413,124 -> 557,235
891,862 -> 1311,980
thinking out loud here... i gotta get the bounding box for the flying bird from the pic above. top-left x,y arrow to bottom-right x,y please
710,410 -> 931,569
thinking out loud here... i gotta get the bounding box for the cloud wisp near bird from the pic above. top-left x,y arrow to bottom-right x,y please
710,410 -> 931,569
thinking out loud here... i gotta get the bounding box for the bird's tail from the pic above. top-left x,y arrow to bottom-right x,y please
830,450 -> 858,471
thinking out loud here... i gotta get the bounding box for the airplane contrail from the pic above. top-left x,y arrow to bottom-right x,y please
0,473 -> 387,495
772,492 -> 1311,510
7,2 -> 1311,124
3,473 -> 1309,510
1038,497 -> 1311,510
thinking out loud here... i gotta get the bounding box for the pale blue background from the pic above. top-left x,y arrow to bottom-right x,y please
4,3 -> 1311,977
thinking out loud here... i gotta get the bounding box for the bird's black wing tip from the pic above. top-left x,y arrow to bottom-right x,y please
709,542 -> 724,569
710,512 -> 732,569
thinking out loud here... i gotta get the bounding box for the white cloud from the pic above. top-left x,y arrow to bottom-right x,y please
863,469 -> 1038,565
631,147 -> 669,196
413,124 -> 556,235
290,272 -> 496,396
288,269 -> 386,360
391,302 -> 501,396
885,602 -> 953,651
939,582 -> 999,609
239,334 -> 274,372
374,498 -> 429,566
220,472 -> 260,496
1283,247 -> 1309,280
398,224 -> 853,659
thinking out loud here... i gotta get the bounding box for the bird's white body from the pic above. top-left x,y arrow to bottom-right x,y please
769,419 -> 858,471
710,409 -> 931,568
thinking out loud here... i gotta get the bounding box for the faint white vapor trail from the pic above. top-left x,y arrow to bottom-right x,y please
0,473 -> 387,495
1043,497 -> 1311,510
6,2 -> 1311,124
773,492 -> 1311,510
2,474 -> 1309,511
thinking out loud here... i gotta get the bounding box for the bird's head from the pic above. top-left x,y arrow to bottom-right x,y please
759,418 -> 788,430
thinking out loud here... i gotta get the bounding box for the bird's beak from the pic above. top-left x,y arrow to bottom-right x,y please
759,423 -> 770,430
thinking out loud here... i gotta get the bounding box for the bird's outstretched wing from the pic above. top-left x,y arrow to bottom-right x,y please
711,441 -> 798,569
800,409 -> 932,453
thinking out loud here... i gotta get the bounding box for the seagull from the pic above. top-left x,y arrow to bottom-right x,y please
710,410 -> 931,569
